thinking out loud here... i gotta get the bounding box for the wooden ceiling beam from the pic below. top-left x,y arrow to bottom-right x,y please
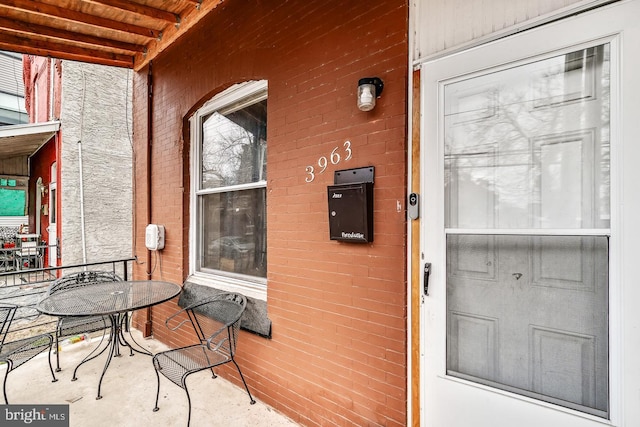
0,16 -> 144,54
0,0 -> 160,39
87,0 -> 180,24
133,0 -> 224,71
183,0 -> 204,7
0,1 -> 230,71
0,31 -> 133,68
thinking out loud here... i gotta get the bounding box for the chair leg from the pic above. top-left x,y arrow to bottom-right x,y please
152,356 -> 161,412
232,359 -> 256,405
72,331 -> 109,381
183,378 -> 193,427
54,332 -> 61,372
117,315 -> 134,357
47,339 -> 58,383
2,360 -> 12,405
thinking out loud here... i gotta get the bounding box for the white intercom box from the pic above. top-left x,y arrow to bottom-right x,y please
145,224 -> 165,250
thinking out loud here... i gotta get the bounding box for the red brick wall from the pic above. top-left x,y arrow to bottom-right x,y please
29,137 -> 56,265
28,58 -> 51,123
132,1 -> 408,425
24,56 -> 59,267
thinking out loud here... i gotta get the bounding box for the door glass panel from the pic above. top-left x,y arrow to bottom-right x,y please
444,45 -> 610,230
444,44 -> 610,417
446,234 -> 609,416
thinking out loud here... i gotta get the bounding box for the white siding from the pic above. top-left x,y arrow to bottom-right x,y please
0,51 -> 27,125
0,52 -> 25,96
0,216 -> 27,227
412,0 -> 615,63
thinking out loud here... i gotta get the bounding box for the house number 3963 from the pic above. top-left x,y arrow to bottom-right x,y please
305,141 -> 352,182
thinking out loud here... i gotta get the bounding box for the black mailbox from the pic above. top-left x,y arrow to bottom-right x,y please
327,181 -> 373,243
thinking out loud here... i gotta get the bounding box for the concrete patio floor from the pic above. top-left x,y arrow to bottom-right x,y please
4,329 -> 298,427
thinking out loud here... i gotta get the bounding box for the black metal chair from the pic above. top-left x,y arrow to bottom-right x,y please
0,246 -> 14,272
45,270 -> 122,374
0,303 -> 57,404
152,293 -> 255,427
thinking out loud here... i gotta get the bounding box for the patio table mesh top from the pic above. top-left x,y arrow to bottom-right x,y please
37,280 -> 181,317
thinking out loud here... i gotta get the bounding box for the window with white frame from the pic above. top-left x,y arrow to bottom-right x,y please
191,81 -> 267,290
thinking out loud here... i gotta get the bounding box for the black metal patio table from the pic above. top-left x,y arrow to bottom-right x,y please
37,280 -> 181,399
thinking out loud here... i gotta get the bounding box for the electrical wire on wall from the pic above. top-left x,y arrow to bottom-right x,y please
145,61 -> 154,278
112,66 -> 150,279
147,249 -> 164,280
148,249 -> 158,274
125,67 -> 145,270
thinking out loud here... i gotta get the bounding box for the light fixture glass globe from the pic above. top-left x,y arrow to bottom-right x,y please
357,83 -> 376,111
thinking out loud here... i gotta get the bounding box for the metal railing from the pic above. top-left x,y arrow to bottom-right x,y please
0,244 -> 56,276
0,257 -> 136,337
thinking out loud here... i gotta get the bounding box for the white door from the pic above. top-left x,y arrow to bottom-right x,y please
48,162 -> 57,267
420,1 -> 640,426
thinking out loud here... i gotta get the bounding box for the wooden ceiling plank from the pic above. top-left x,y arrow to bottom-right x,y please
0,0 -> 160,39
87,0 -> 179,24
0,43 -> 132,68
0,31 -> 133,68
134,0 -> 224,70
0,16 -> 144,54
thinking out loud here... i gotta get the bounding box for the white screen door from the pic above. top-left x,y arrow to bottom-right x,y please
48,162 -> 57,267
420,1 -> 640,426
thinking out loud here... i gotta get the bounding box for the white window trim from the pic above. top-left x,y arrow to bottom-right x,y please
188,80 -> 268,301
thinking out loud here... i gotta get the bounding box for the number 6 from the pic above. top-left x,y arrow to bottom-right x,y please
330,146 -> 340,164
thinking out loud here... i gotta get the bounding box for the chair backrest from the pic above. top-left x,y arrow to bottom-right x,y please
0,303 -> 17,350
188,293 -> 247,357
19,240 -> 38,257
47,270 -> 122,296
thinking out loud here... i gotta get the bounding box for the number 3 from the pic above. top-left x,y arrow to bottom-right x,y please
344,140 -> 352,160
305,166 -> 315,182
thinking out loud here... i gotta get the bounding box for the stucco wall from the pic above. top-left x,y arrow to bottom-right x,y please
60,61 -> 133,266
132,0 -> 408,425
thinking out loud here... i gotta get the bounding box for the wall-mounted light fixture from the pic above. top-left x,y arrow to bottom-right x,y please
36,177 -> 47,197
357,77 -> 384,112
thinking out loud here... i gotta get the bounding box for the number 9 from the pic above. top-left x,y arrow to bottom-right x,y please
318,156 -> 328,173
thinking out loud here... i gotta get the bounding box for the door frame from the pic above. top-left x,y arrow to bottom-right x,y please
414,1 -> 640,425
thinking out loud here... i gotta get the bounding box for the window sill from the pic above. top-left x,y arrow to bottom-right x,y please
180,279 -> 272,338
187,272 -> 267,302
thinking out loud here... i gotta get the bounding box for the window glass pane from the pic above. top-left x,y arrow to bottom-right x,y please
446,234 -> 609,417
200,100 -> 267,189
199,188 -> 266,278
444,45 -> 610,229
49,187 -> 56,223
